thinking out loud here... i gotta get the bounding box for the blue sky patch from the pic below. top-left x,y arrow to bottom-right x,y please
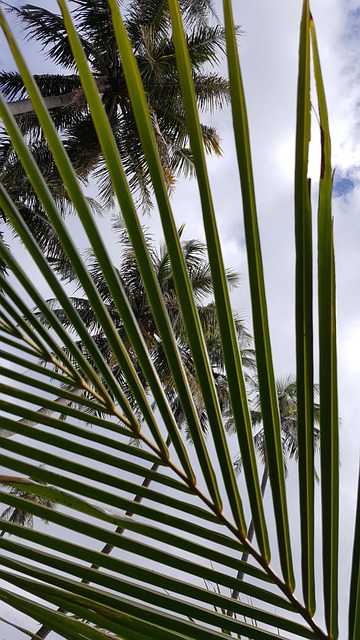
333,174 -> 356,198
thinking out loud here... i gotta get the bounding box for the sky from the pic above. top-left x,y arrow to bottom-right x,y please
0,1 -> 360,639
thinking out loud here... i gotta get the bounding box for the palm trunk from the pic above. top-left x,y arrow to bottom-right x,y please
35,435 -> 172,639
7,92 -> 81,116
6,77 -> 109,116
227,465 -> 269,616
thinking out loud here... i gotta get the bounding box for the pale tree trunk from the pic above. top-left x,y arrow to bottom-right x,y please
227,465 -> 269,616
35,434 -> 172,639
6,77 -> 109,117
7,92 -> 81,116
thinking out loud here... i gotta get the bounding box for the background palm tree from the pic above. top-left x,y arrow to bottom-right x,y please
228,375 -> 320,609
1,0 -> 231,208
0,473 -> 55,537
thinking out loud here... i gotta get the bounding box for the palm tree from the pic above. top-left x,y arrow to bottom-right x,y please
0,2 -> 352,639
228,375 -> 320,610
1,0 -> 231,208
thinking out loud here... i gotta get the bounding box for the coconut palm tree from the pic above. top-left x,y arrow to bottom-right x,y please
228,375 -> 320,610
1,0 -> 231,208
1,0 -> 232,277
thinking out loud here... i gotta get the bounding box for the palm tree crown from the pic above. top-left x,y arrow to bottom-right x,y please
237,375 -> 320,474
1,0 -> 231,207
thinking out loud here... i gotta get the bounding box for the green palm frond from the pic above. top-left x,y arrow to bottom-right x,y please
0,2 -> 357,640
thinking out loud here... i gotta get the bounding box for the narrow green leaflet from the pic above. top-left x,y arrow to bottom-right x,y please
310,15 -> 339,640
294,0 -> 315,614
0,614 -> 50,640
349,468 -> 360,640
222,0 -> 293,588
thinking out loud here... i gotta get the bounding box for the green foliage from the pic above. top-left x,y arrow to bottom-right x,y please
0,2 -> 358,640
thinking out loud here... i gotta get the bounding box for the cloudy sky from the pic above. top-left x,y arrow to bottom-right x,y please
0,1 -> 359,639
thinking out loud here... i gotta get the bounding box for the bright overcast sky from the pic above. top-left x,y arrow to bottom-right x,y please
0,1 -> 359,639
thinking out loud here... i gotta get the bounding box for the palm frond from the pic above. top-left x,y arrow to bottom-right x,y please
194,74 -> 231,114
0,70 -> 27,101
186,24 -> 228,68
0,2 -> 355,640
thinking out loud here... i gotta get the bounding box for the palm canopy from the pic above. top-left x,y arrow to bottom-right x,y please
0,2 -> 357,640
234,375 -> 320,474
1,0 -> 230,207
